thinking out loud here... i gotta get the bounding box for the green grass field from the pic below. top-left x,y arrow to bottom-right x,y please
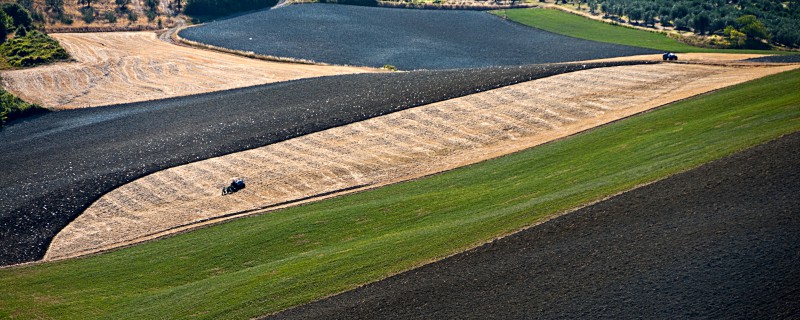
1,66 -> 798,318
496,8 -> 785,54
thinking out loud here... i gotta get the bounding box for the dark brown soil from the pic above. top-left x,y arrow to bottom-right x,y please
267,132 -> 800,319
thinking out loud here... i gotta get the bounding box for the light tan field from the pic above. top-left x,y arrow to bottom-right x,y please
44,62 -> 799,261
0,32 -> 376,109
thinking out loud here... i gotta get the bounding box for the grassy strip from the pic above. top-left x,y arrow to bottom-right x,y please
496,8 -> 785,54
1,68 -> 799,319
0,88 -> 46,128
0,30 -> 69,69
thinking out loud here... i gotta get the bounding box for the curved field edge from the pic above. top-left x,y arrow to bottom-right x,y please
498,8 -> 790,55
1,68 -> 799,319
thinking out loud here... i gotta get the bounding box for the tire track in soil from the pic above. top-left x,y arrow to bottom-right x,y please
45,63 -> 798,261
265,128 -> 800,320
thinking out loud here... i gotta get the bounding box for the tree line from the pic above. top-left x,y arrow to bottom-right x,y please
579,0 -> 799,48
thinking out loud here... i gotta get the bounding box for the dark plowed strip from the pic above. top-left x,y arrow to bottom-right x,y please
267,131 -> 800,319
744,54 -> 800,63
179,3 -> 658,70
0,61 -> 649,266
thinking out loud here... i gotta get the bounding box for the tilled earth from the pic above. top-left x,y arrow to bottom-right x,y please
745,54 -> 800,63
179,4 -> 658,70
0,61 -> 645,266
267,132 -> 800,319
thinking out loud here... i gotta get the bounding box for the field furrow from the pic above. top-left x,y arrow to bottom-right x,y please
45,62 -> 798,260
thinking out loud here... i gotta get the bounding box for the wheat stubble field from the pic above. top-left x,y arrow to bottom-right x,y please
0,32 -> 374,109
46,61 -> 799,260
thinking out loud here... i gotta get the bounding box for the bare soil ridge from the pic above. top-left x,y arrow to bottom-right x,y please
266,130 -> 800,320
0,32 -> 374,109
45,62 -> 799,261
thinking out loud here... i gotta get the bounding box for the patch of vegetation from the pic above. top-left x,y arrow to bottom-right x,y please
79,6 -> 94,23
2,3 -> 34,30
499,8 -> 787,54
0,67 -> 798,318
184,0 -> 279,18
0,88 -> 46,128
586,0 -> 800,48
0,30 -> 69,68
102,10 -> 116,23
1,2 -> 35,42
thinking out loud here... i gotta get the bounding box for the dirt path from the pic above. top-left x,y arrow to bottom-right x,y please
44,62 -> 798,261
0,32 -> 375,109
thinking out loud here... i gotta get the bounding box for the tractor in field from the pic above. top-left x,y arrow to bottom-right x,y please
222,177 -> 246,195
663,52 -> 678,61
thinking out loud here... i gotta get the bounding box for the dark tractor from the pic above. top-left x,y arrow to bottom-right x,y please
222,177 -> 246,195
663,52 -> 678,61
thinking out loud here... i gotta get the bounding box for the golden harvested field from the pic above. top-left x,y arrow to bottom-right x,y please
44,61 -> 799,261
0,32 -> 376,109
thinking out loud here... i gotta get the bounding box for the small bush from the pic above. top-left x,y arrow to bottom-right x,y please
382,64 -> 397,71
0,88 -> 45,128
103,10 -> 117,23
59,14 -> 73,25
127,11 -> 138,22
0,30 -> 70,68
80,7 -> 94,23
15,25 -> 27,37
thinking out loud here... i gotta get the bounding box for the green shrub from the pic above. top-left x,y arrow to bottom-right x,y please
80,6 -> 94,23
0,88 -> 45,128
1,3 -> 33,29
103,10 -> 117,23
0,30 -> 69,68
15,25 -> 27,37
59,14 -> 73,25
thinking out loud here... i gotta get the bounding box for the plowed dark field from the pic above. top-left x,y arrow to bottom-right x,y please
745,54 -> 800,63
179,4 -> 658,70
267,132 -> 800,319
0,61 -> 646,266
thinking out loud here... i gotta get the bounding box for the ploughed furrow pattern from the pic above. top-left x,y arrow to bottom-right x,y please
0,32 -> 374,109
45,63 -> 798,260
1,62 -> 647,266
179,3 -> 659,69
266,125 -> 800,320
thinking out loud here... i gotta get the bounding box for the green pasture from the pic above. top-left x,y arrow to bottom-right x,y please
1,68 -> 799,319
496,8 -> 787,54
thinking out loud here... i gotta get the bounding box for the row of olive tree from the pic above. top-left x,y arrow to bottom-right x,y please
583,0 -> 799,48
